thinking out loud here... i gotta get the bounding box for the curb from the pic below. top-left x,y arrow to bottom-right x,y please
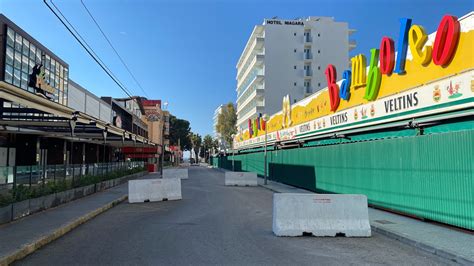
0,195 -> 127,266
256,183 -> 473,265
258,184 -> 281,193
371,225 -> 472,265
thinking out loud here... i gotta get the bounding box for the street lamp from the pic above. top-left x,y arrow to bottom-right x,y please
262,114 -> 269,185
231,133 -> 236,171
160,101 -> 168,177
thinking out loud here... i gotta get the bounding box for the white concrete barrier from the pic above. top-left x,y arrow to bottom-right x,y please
225,172 -> 258,186
272,193 -> 371,237
163,168 -> 188,179
128,178 -> 182,203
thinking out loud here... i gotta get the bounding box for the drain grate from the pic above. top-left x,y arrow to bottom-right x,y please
374,219 -> 395,225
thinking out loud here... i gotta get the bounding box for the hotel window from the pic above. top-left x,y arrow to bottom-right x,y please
294,66 -> 296,69
3,27 -> 69,105
293,33 -> 296,36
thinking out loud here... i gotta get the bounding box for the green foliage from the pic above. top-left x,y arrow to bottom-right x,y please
202,134 -> 217,162
0,166 -> 146,207
169,114 -> 192,151
0,192 -> 13,207
190,133 -> 202,160
217,102 -> 237,148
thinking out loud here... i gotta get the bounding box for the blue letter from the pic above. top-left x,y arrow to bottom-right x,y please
340,70 -> 351,100
394,18 -> 412,75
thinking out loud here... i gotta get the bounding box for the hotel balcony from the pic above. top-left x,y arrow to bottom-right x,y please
237,85 -> 264,112
349,40 -> 357,51
237,54 -> 264,89
236,106 -> 264,127
304,69 -> 312,79
304,35 -> 312,46
304,52 -> 313,62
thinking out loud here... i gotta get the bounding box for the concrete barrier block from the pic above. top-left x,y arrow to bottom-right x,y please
272,193 -> 371,237
0,205 -> 12,224
29,197 -> 44,213
163,168 -> 188,179
128,178 -> 182,203
83,184 -> 96,196
12,199 -> 30,220
43,194 -> 56,209
225,172 -> 258,186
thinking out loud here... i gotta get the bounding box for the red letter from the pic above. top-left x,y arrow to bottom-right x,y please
325,64 -> 340,112
380,37 -> 395,75
433,15 -> 460,66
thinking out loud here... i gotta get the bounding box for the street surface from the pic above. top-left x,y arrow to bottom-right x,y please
17,167 -> 453,265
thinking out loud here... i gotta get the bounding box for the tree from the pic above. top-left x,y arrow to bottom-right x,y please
202,134 -> 215,162
190,133 -> 202,163
217,102 -> 237,148
169,114 -> 192,151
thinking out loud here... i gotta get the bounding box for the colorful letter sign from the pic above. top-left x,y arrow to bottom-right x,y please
235,13 -> 472,150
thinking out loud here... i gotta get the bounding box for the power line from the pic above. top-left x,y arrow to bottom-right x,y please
44,0 -> 135,99
80,0 -> 149,98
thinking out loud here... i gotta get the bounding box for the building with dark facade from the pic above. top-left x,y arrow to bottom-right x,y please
0,14 -> 157,189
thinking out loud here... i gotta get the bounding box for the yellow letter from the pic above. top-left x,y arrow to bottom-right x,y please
409,25 -> 432,65
350,54 -> 367,90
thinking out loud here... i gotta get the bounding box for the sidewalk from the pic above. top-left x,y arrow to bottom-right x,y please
0,173 -> 159,266
258,179 -> 474,265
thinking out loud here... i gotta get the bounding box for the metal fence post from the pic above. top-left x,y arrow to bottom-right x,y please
29,165 -> 33,189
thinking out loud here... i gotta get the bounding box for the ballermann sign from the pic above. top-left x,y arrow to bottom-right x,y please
235,13 -> 474,149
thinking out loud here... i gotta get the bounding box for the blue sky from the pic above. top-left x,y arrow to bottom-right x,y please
1,0 -> 472,136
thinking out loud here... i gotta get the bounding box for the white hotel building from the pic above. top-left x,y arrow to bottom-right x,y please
236,17 -> 355,130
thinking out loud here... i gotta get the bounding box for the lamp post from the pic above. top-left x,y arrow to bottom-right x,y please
160,101 -> 168,177
231,133 -> 235,171
262,114 -> 269,185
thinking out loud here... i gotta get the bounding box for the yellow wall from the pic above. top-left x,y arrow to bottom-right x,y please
238,29 -> 474,142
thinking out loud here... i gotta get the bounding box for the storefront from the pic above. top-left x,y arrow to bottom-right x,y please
0,14 -> 155,193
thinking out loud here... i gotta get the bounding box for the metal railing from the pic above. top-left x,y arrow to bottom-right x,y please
0,161 -> 145,194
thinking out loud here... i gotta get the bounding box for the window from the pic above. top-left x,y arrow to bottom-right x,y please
318,66 -> 321,70
318,83 -> 321,87
4,26 -> 69,105
318,50 -> 320,54
294,82 -> 297,86
294,66 -> 296,69
293,32 -> 296,36
318,33 -> 320,37
294,49 -> 296,53
6,28 -> 14,47
6,46 -> 14,65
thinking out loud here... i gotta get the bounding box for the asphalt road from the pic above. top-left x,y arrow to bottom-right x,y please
17,167 -> 453,265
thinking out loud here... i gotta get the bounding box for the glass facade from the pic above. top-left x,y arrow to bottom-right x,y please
3,26 -> 68,105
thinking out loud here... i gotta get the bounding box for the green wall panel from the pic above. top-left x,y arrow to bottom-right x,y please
215,129 -> 474,230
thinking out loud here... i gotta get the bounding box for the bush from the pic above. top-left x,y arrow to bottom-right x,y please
0,166 -> 146,207
0,193 -> 13,207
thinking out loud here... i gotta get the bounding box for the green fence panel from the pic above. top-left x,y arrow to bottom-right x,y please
213,129 -> 474,230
